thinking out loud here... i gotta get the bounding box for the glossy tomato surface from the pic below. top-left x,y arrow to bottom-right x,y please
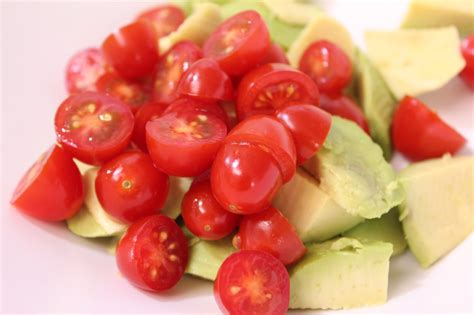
163,98 -> 230,128
320,94 -> 370,133
11,145 -> 84,221
132,102 -> 168,151
258,43 -> 289,65
460,35 -> 474,89
136,5 -> 185,38
65,47 -> 107,94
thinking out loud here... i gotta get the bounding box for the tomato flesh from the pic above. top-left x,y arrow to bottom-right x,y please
136,5 -> 185,38
132,102 -> 167,152
163,98 -> 230,128
460,35 -> 474,89
65,48 -> 107,94
320,94 -> 369,133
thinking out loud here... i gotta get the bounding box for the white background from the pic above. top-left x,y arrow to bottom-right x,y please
1,0 -> 473,314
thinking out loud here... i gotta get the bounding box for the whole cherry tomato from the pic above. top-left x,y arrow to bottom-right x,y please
136,5 -> 185,38
65,47 -> 107,94
319,94 -> 369,133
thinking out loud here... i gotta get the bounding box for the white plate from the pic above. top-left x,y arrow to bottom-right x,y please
1,1 -> 473,313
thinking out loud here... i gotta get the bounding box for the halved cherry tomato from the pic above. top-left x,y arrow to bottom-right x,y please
225,115 -> 296,182
136,5 -> 185,38
320,94 -> 370,133
203,10 -> 270,76
392,96 -> 466,161
237,63 -> 320,120
299,40 -> 353,96
54,92 -> 134,165
146,110 -> 227,177
96,151 -> 169,224
258,43 -> 289,65
220,101 -> 238,129
132,102 -> 168,151
214,250 -> 290,315
116,215 -> 188,292
65,48 -> 107,94
276,104 -> 332,164
152,41 -> 203,104
181,179 -> 240,240
211,142 -> 283,215
177,58 -> 234,101
233,207 -> 306,265
11,145 -> 84,221
460,35 -> 474,89
102,21 -> 158,79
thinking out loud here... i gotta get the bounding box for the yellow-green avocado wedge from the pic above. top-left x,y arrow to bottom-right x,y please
399,155 -> 474,268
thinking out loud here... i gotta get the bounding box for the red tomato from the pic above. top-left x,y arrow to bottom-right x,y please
392,96 -> 466,161
319,94 -> 370,133
203,10 -> 270,76
152,41 -> 203,104
211,143 -> 283,215
102,21 -> 158,80
237,63 -> 320,120
177,58 -> 234,101
181,179 -> 240,240
65,48 -> 108,94
258,43 -> 289,65
136,5 -> 185,38
132,102 -> 168,151
276,104 -> 332,164
11,145 -> 84,221
233,207 -> 306,265
299,40 -> 353,96
54,92 -> 134,165
146,110 -> 227,177
460,35 -> 474,89
214,250 -> 290,315
225,115 -> 296,183
116,215 -> 188,292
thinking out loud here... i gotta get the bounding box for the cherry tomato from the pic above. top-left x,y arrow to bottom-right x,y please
225,115 -> 296,183
65,48 -> 107,94
211,143 -> 283,215
320,94 -> 370,134
276,104 -> 332,164
392,96 -> 466,161
102,21 -> 158,80
214,250 -> 290,315
233,207 -> 306,265
11,145 -> 84,221
152,41 -> 203,104
181,179 -> 240,240
177,58 -> 234,101
116,215 -> 188,292
460,35 -> 474,89
132,102 -> 168,151
163,98 -> 230,128
299,40 -> 353,96
258,43 -> 289,65
136,5 -> 185,38
237,63 -> 320,120
203,10 -> 270,76
146,110 -> 227,177
54,92 -> 134,165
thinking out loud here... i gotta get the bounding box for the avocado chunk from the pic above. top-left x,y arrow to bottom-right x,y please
365,27 -> 465,99
273,169 -> 363,242
67,206 -> 110,238
261,0 -> 321,25
73,159 -> 94,175
161,176 -> 193,219
289,238 -> 393,309
401,0 -> 474,37
303,117 -> 405,219
343,208 -> 407,256
399,155 -> 474,268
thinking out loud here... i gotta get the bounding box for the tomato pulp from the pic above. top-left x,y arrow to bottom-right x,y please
65,47 -> 107,94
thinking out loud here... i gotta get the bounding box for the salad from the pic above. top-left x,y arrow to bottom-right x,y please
9,0 -> 473,314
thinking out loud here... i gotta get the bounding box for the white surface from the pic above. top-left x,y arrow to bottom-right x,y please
1,0 -> 473,314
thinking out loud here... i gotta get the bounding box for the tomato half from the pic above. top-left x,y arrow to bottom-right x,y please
258,43 -> 289,65
102,21 -> 158,80
132,102 -> 168,151
214,250 -> 290,315
203,10 -> 270,76
276,104 -> 332,164
392,96 -> 466,161
146,110 -> 227,177
320,94 -> 370,133
116,215 -> 188,292
152,41 -> 203,104
54,92 -> 134,165
11,145 -> 84,221
460,35 -> 474,89
237,63 -> 320,120
163,98 -> 230,128
136,5 -> 185,38
65,48 -> 108,94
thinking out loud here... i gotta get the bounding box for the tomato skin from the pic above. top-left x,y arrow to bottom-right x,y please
177,58 -> 234,101
214,250 -> 290,315
102,21 -> 158,80
460,68 -> 474,89
392,96 -> 466,161
460,35 -> 474,89
203,10 -> 271,76
11,145 -> 84,221
237,63 -> 320,120
132,102 -> 168,151
65,48 -> 108,94
276,104 -> 332,164
211,142 -> 283,215
258,43 -> 289,65
319,94 -> 370,134
136,5 -> 185,38
163,98 -> 230,128
116,215 -> 188,292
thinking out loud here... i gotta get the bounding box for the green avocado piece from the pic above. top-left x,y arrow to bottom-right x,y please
399,155 -> 474,268
343,208 -> 407,256
161,177 -> 193,219
261,0 -> 321,25
273,169 -> 363,242
67,206 -> 109,238
303,117 -> 405,219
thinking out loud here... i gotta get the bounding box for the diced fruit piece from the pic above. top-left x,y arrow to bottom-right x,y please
161,176 -> 193,219
261,0 -> 321,25
65,47 -> 107,94
399,155 -> 474,267
289,238 -> 393,310
132,102 -> 167,152
303,117 -> 405,219
74,159 -> 94,175
67,206 -> 110,238
319,95 -> 369,134
136,5 -> 185,38
460,34 -> 474,89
